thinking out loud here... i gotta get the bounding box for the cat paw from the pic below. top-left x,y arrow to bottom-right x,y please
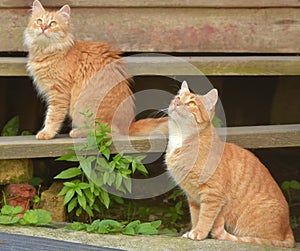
36,129 -> 56,140
182,229 -> 206,241
69,128 -> 88,138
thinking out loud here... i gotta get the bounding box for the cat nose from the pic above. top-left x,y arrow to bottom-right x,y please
41,25 -> 48,32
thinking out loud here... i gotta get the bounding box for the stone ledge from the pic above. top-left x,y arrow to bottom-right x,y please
0,225 -> 299,251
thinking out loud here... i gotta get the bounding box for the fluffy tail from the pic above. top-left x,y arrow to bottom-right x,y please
212,219 -> 295,248
129,117 -> 168,136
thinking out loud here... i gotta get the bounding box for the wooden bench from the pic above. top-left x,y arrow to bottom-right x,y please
0,125 -> 300,160
0,1 -> 299,159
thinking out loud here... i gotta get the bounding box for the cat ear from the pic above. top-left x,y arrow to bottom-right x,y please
32,0 -> 44,14
179,81 -> 190,94
202,89 -> 218,111
58,5 -> 71,23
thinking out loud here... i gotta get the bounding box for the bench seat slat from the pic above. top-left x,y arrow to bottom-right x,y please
1,8 -> 299,53
1,1 -> 300,8
1,56 -> 300,76
0,124 -> 299,160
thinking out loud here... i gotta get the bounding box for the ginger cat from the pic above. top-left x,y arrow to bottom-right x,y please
24,0 -> 167,139
166,81 -> 295,248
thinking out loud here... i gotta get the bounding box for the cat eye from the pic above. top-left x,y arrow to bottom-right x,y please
49,21 -> 57,27
188,102 -> 197,107
36,19 -> 43,25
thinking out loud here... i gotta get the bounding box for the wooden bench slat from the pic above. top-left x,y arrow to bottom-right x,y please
1,0 -> 300,8
1,8 -> 299,53
0,124 -> 299,160
1,56 -> 300,77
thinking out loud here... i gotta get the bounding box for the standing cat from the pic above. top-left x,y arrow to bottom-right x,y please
24,0 -> 167,139
166,81 -> 295,248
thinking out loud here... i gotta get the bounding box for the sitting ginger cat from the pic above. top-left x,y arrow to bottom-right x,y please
166,81 -> 295,248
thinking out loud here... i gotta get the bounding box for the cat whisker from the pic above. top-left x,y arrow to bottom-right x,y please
147,109 -> 168,118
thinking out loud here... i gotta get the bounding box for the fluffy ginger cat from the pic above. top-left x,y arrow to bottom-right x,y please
24,0 -> 167,139
165,81 -> 295,248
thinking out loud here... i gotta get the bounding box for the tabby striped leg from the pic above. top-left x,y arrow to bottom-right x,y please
183,195 -> 224,241
36,95 -> 69,140
187,198 -> 200,229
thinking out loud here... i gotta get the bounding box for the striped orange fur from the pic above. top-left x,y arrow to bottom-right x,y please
166,81 -> 295,248
24,1 -> 167,139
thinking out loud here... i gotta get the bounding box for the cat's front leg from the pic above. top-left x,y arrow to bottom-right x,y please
183,194 -> 224,241
188,198 -> 200,229
36,96 -> 69,140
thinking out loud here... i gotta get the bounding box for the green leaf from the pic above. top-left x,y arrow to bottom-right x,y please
54,168 -> 82,179
101,147 -> 110,160
1,116 -> 19,136
115,173 -> 123,190
63,181 -> 77,188
135,163 -> 148,176
212,116 -> 223,128
122,226 -> 135,235
1,205 -> 23,215
290,180 -> 300,190
133,155 -> 146,163
126,220 -> 140,229
123,178 -> 132,193
119,169 -> 131,176
76,207 -> 83,217
150,220 -> 162,229
57,186 -> 70,196
136,222 -> 159,235
63,189 -> 76,205
80,159 -> 92,178
78,182 -> 90,190
100,190 -> 110,209
281,181 -> 290,190
111,195 -> 124,205
113,153 -> 123,163
103,172 -> 109,185
98,225 -> 110,234
21,209 -> 51,226
0,215 -> 20,225
56,154 -> 79,162
107,172 -> 115,186
65,221 -> 87,231
75,187 -> 83,197
97,219 -> 123,233
78,194 -> 87,210
68,197 -> 78,213
28,177 -> 43,187
83,189 -> 94,204
132,161 -> 137,173
21,130 -> 32,136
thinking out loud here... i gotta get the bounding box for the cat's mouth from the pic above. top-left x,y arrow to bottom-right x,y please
38,31 -> 50,38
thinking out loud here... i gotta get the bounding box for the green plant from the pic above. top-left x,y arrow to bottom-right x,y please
281,180 -> 300,208
164,201 -> 184,222
55,112 -> 149,219
212,116 -> 223,128
1,115 -> 31,136
163,189 -> 186,223
66,219 -> 162,236
0,205 -> 51,226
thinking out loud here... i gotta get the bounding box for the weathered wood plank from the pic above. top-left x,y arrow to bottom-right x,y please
1,56 -> 300,76
1,0 -> 300,8
0,8 -> 299,53
0,124 -> 299,160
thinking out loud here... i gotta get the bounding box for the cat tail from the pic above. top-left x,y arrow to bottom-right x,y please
129,117 -> 168,136
212,218 -> 295,248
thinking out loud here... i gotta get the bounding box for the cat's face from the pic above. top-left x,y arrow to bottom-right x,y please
24,0 -> 71,48
169,81 -> 218,127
